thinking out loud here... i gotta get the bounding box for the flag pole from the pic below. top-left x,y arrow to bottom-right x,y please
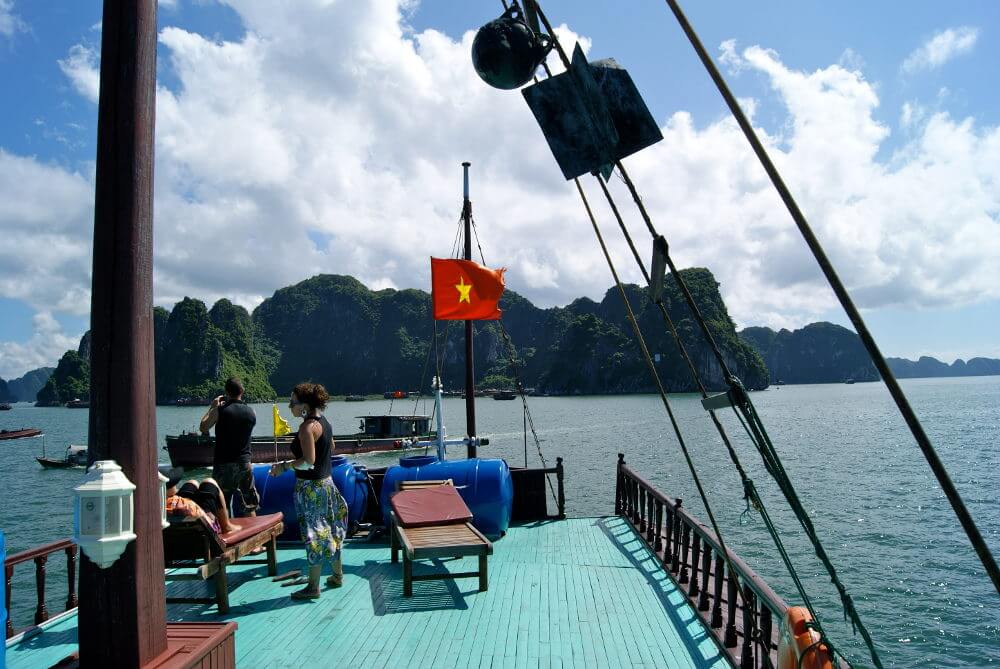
462,161 -> 477,459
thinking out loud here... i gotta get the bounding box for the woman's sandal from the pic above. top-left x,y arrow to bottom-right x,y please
290,587 -> 321,600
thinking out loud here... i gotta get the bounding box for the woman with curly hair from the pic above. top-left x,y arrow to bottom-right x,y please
269,382 -> 349,599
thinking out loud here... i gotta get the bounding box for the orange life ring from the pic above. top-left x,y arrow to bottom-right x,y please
777,607 -> 834,669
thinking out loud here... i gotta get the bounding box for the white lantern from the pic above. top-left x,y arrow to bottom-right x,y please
157,471 -> 170,530
73,460 -> 137,568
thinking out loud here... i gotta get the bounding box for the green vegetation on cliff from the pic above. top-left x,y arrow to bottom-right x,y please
739,322 -> 879,384
36,350 -> 90,406
39,268 -> 767,401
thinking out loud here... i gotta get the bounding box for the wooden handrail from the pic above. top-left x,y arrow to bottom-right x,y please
616,454 -> 788,669
5,538 -> 78,639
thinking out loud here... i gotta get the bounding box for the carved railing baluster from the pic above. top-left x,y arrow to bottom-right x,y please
654,500 -> 663,553
689,534 -> 701,596
741,583 -> 755,669
711,553 -> 724,628
679,524 -> 691,584
759,604 -> 774,669
699,542 -> 711,611
725,572 -> 738,647
33,555 -> 49,625
646,491 -> 655,542
671,500 -> 682,572
638,486 -> 647,533
664,502 -> 674,561
5,564 -> 13,638
65,545 -> 78,610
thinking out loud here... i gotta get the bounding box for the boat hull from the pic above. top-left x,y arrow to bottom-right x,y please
0,429 -> 43,440
36,457 -> 84,469
165,433 -> 436,468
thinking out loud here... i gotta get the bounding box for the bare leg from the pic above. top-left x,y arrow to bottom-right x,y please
291,564 -> 322,599
326,554 -> 343,587
203,478 -> 240,533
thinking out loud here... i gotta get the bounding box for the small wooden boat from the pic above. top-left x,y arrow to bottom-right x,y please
0,428 -> 43,440
0,403 -> 11,410
344,394 -> 366,402
37,444 -> 89,468
493,390 -> 517,400
65,399 -> 90,408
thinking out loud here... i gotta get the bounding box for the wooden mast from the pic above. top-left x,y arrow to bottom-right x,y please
462,162 -> 478,458
79,0 -> 167,666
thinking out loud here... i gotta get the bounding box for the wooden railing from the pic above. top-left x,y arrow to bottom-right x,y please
4,539 -> 78,639
615,454 -> 787,669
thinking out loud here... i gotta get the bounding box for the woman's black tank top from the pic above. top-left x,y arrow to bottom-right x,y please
290,415 -> 333,480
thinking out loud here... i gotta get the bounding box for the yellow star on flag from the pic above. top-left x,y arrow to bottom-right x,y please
455,276 -> 472,303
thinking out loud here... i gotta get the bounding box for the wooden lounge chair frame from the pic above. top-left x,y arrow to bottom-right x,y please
163,513 -> 283,613
389,480 -> 492,597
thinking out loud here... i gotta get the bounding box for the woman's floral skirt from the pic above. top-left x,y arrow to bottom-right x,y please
293,477 -> 349,565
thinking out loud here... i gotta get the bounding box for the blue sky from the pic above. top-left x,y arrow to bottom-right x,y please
0,0 -> 998,378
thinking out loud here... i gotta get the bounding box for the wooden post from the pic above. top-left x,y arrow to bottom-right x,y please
614,457 -> 621,515
688,534 -> 700,596
679,524 -> 691,584
556,457 -> 566,519
711,553 -> 724,628
653,501 -> 663,553
78,0 -> 167,666
698,543 -> 711,611
725,572 -> 738,647
740,583 -> 755,668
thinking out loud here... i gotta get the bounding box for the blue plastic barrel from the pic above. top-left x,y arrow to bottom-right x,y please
252,456 -> 369,540
381,456 -> 513,536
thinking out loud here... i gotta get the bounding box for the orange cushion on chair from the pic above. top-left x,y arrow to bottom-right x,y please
391,486 -> 473,528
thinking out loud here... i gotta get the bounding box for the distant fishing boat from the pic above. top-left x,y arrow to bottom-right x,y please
37,444 -> 88,469
64,398 -> 89,408
0,428 -> 43,440
493,390 -> 517,400
383,390 -> 408,399
0,403 -> 11,410
174,397 -> 212,406
344,394 -> 366,402
845,378 -> 856,384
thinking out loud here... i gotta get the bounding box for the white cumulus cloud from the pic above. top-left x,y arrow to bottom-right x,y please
901,26 -> 979,74
58,45 -> 100,104
0,312 -> 80,380
0,0 -> 26,39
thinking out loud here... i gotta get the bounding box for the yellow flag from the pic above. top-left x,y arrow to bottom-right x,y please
272,404 -> 292,437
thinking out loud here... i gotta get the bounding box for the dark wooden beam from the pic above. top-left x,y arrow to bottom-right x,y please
79,0 -> 166,666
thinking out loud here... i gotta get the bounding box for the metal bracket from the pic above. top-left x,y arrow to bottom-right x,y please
701,391 -> 733,412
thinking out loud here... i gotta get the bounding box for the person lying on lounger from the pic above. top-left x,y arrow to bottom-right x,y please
165,476 -> 242,534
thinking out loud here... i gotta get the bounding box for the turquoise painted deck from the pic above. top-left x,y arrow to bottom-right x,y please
5,517 -> 729,668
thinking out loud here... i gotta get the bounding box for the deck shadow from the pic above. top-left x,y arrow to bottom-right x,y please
594,516 -> 725,667
362,558 -> 471,615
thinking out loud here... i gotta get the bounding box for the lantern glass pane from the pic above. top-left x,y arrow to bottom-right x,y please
123,497 -> 133,533
80,498 -> 100,536
104,496 -> 120,534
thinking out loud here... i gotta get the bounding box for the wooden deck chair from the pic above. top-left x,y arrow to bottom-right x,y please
389,481 -> 492,597
163,512 -> 284,613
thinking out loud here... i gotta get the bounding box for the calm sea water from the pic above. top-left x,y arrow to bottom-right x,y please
1,377 -> 997,666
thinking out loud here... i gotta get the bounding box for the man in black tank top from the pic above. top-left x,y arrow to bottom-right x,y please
200,377 -> 259,518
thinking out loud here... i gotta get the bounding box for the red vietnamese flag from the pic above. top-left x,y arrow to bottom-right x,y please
431,258 -> 506,320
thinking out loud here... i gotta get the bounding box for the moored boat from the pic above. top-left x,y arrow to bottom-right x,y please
37,444 -> 89,468
0,402 -> 11,410
382,390 -> 408,399
165,414 -> 435,468
344,394 -> 366,401
492,390 -> 517,400
0,428 -> 43,440
64,398 -> 89,408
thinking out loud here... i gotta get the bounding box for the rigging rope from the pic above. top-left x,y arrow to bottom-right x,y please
660,0 -> 1000,599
